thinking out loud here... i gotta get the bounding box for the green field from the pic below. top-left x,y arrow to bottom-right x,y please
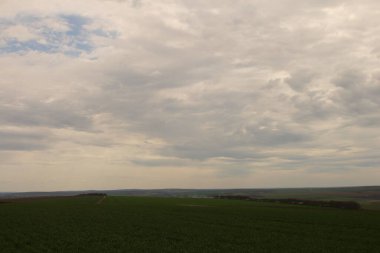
0,196 -> 379,253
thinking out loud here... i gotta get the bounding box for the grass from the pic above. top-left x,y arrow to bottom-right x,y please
361,201 -> 380,210
0,196 -> 379,252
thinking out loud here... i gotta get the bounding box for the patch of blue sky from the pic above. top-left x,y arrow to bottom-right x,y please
0,38 -> 58,54
0,14 -> 115,57
60,14 -> 89,36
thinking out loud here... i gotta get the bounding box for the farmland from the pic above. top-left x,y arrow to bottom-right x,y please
0,196 -> 379,253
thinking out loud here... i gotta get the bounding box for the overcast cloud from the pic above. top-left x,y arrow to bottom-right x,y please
0,0 -> 379,191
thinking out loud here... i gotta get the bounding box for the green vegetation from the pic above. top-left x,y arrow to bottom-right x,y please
361,201 -> 380,211
0,196 -> 379,252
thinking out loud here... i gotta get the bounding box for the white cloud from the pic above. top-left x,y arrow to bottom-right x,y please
2,25 -> 41,41
0,0 -> 379,191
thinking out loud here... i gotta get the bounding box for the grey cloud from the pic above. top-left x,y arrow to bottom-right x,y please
160,144 -> 270,161
0,100 -> 93,131
334,70 -> 366,89
131,157 -> 189,167
333,70 -> 380,116
354,115 -> 380,128
285,70 -> 316,92
307,153 -> 380,172
246,127 -> 309,146
0,129 -> 49,151
292,90 -> 338,122
83,0 -> 380,168
1,0 -> 380,190
290,68 -> 380,125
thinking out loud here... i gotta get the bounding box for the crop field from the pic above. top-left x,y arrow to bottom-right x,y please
0,196 -> 379,253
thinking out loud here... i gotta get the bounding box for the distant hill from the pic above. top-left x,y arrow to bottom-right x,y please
1,186 -> 380,200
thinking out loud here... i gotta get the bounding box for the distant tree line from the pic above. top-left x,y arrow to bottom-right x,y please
213,195 -> 361,210
75,193 -> 107,197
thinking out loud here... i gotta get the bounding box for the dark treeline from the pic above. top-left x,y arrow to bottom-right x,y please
75,193 -> 107,197
214,195 -> 361,210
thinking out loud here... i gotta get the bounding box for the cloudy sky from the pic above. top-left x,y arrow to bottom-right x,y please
1,0 -> 379,191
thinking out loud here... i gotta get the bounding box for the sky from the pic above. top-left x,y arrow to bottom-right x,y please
1,0 -> 380,191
